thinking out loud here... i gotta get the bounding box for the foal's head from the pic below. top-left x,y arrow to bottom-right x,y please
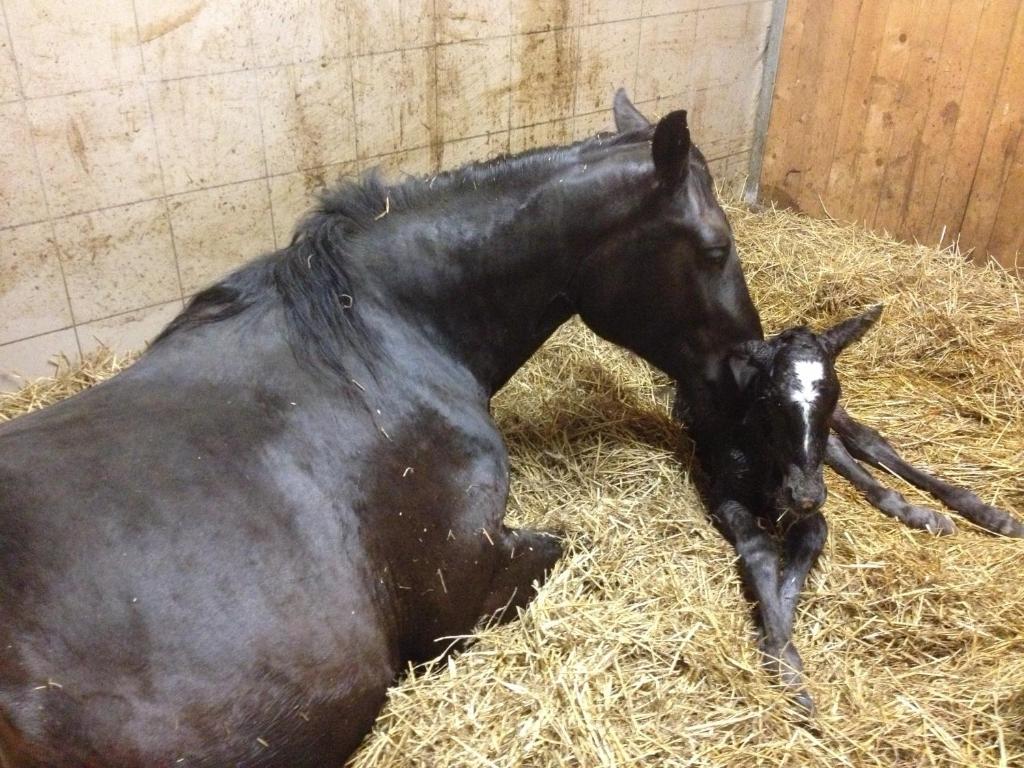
727,306 -> 882,515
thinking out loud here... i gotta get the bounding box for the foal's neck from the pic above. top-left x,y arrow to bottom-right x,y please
369,145 -> 654,395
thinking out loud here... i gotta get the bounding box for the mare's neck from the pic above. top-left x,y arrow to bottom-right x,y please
368,146 -> 653,394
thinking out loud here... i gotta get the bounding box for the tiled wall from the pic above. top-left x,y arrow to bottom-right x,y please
0,0 -> 772,390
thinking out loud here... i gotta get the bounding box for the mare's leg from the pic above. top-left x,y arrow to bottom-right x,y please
824,435 -> 956,534
778,512 -> 827,628
712,500 -> 812,711
479,527 -> 563,624
831,406 -> 1023,536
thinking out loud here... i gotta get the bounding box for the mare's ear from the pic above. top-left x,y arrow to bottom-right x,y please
613,88 -> 651,132
820,305 -> 883,358
652,110 -> 691,187
728,339 -> 773,392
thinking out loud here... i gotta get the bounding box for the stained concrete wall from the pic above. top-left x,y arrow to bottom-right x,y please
0,0 -> 773,388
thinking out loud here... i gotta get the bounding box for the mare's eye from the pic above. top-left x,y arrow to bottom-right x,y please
704,245 -> 730,262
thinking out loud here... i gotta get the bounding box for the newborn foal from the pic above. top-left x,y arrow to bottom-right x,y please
677,306 -> 881,710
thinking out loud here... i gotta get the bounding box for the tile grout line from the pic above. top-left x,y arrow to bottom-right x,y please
505,4 -> 513,156
1,0 -> 82,360
570,17 -> 580,130
0,297 -> 184,351
0,0 -> 22,101
244,7 -> 279,252
632,0 -> 645,98
131,0 -> 187,310
431,0 -> 441,173
344,5 -> 362,213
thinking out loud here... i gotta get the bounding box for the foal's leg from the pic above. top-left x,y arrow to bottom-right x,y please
778,512 -> 827,629
824,435 -> 957,535
831,406 -> 1023,536
479,527 -> 563,624
713,500 -> 812,710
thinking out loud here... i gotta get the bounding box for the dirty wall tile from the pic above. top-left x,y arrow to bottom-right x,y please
78,299 -> 182,355
635,12 -> 697,103
436,0 -> 510,43
706,150 -> 751,196
635,93 -> 691,124
439,131 -> 509,170
509,118 -> 573,153
352,48 -> 436,159
689,74 -> 760,160
54,200 -> 179,323
0,11 -> 20,103
437,37 -> 511,139
511,30 -> 578,127
269,162 -> 357,245
249,0 -> 349,66
0,222 -> 72,345
346,0 -> 434,55
578,0 -> 642,25
692,1 -> 771,89
26,85 -> 163,217
136,0 -> 253,80
511,0 -> 582,34
374,146 -> 436,180
149,70 -> 264,193
258,59 -> 357,177
643,0 -> 700,16
168,179 -> 275,294
575,19 -> 640,114
4,0 -> 141,97
571,109 -> 611,139
0,328 -> 78,391
0,103 -> 48,227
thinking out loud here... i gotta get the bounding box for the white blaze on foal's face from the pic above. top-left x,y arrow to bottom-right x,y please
790,359 -> 825,455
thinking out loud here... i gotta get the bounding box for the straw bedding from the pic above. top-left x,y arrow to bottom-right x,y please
1,202 -> 1021,767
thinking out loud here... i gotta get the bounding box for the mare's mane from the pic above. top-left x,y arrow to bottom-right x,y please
151,128 -> 655,377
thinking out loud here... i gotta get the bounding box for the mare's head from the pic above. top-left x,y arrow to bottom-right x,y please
572,91 -> 762,381
727,306 -> 882,515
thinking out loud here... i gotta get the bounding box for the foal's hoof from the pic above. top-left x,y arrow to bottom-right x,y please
792,688 -> 816,716
761,641 -> 815,715
902,504 -> 957,535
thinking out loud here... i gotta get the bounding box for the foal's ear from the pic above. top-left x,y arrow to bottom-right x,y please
820,305 -> 883,358
728,339 -> 773,391
652,110 -> 691,187
613,88 -> 651,132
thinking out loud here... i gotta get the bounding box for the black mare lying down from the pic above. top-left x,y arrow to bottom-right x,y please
1,89 -> 1017,766
0,98 -> 765,766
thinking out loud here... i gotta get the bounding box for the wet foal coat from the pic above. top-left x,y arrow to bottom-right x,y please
0,102 -> 758,766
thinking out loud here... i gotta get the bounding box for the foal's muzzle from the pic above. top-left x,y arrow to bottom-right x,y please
782,467 -> 827,515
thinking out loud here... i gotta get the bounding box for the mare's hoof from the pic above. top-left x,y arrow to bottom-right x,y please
509,528 -> 564,574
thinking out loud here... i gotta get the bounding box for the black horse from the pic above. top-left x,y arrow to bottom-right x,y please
0,97 -> 759,766
2,89 -> 1019,766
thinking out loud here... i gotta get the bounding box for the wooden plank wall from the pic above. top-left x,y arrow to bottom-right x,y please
760,0 -> 1024,271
